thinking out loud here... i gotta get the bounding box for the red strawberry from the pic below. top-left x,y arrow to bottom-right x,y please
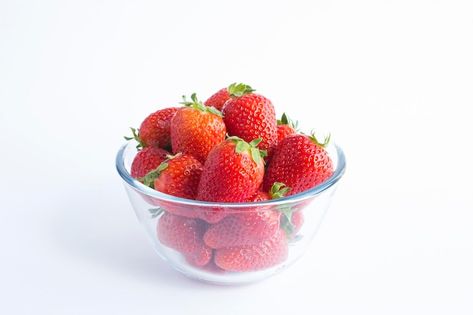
196,137 -> 265,223
171,94 -> 226,163
130,146 -> 169,178
203,183 -> 289,249
204,88 -> 229,111
203,196 -> 278,249
204,83 -> 254,111
126,107 -> 178,149
197,137 -> 265,203
263,134 -> 334,195
222,87 -> 277,151
214,228 -> 288,272
277,113 -> 297,143
158,212 -> 212,267
141,153 -> 203,199
141,153 -> 203,218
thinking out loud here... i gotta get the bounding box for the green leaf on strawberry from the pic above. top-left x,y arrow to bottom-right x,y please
140,162 -> 168,188
180,93 -> 223,117
280,212 -> 296,235
227,82 -> 255,97
265,182 -> 298,237
269,182 -> 291,199
228,136 -> 265,165
308,132 -> 331,148
250,148 -> 262,165
234,140 -> 247,154
124,127 -> 145,149
207,106 -> 223,117
249,138 -> 262,147
277,113 -> 299,130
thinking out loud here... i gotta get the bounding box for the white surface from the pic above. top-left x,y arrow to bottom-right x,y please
1,0 -> 472,314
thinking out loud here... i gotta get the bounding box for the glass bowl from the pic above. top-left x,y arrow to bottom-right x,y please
116,141 -> 346,285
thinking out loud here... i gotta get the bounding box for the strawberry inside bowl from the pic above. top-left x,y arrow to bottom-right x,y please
116,139 -> 346,285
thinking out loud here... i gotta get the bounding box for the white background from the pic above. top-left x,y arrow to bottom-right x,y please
1,0 -> 472,314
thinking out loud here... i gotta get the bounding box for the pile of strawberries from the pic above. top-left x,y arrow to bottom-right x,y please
126,83 -> 334,272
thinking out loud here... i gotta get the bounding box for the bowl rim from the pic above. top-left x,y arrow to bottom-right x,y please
116,141 -> 346,208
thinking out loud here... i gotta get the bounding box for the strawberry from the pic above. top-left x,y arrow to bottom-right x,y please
203,183 -> 289,249
170,94 -> 226,163
222,87 -> 277,151
130,146 -> 169,179
141,153 -> 203,199
263,134 -> 334,195
157,212 -> 212,267
204,83 -> 254,111
214,228 -> 288,272
204,88 -> 229,111
141,153 -> 203,218
196,137 -> 266,223
276,113 -> 297,143
197,137 -> 265,203
125,107 -> 178,149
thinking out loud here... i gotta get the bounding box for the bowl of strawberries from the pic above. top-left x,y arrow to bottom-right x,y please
116,83 -> 346,284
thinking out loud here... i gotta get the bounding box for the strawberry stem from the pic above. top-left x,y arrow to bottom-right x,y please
227,83 -> 255,97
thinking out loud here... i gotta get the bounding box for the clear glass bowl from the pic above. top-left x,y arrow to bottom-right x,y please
116,141 -> 346,285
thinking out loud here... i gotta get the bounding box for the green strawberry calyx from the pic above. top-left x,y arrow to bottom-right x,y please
267,182 -> 298,237
227,136 -> 266,165
139,161 -> 169,189
269,182 -> 291,199
270,182 -> 293,228
139,153 -> 183,188
278,204 -> 297,237
277,113 -> 299,130
227,82 -> 255,97
124,127 -> 145,149
281,212 -> 298,237
308,132 -> 331,148
181,93 -> 223,117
